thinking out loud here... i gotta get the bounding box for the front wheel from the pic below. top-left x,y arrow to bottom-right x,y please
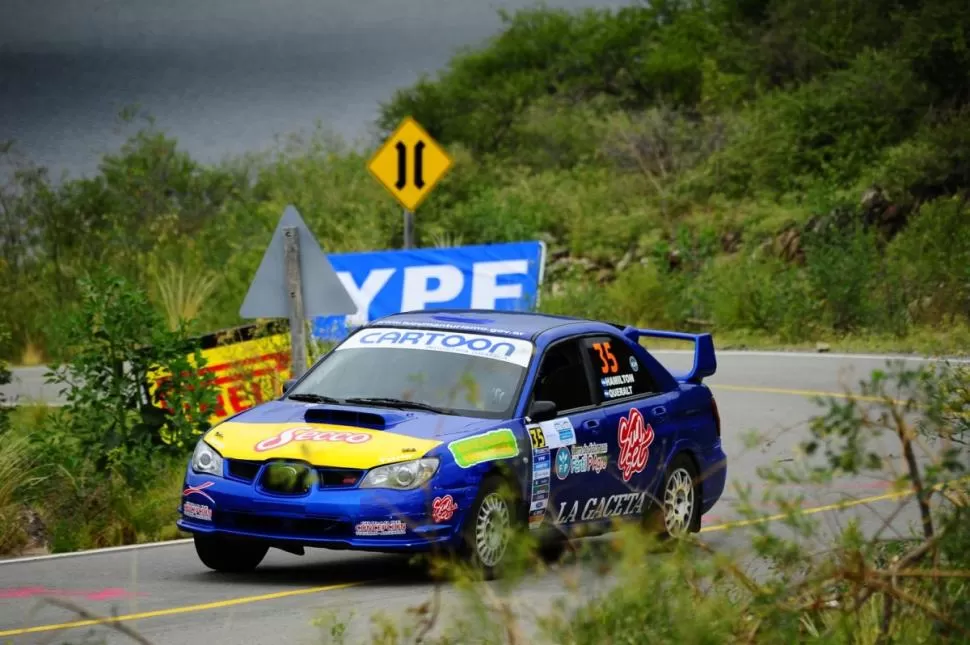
460,475 -> 520,579
194,534 -> 269,573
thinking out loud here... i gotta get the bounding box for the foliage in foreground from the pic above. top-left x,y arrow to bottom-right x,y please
311,360 -> 970,645
0,271 -> 218,554
2,0 -> 970,362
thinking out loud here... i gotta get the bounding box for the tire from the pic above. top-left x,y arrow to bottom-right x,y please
194,534 -> 269,573
644,453 -> 702,539
538,534 -> 569,563
460,474 -> 521,579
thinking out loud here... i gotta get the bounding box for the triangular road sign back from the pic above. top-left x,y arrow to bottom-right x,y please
239,205 -> 358,319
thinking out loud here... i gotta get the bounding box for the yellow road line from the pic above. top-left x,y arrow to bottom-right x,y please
0,581 -> 361,639
710,383 -> 906,406
700,475 -> 970,533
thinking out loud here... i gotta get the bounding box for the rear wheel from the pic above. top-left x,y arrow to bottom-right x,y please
645,453 -> 701,538
194,534 -> 269,573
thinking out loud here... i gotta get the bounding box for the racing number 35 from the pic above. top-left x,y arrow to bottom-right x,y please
528,426 -> 547,449
592,342 -> 619,374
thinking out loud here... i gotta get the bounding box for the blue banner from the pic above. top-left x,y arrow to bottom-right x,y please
311,241 -> 547,341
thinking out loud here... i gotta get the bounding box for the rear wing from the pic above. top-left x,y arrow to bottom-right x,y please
620,327 -> 716,384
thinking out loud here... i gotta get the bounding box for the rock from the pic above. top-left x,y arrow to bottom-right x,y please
815,342 -> 831,353
721,230 -> 741,254
775,226 -> 803,264
616,249 -> 634,273
667,249 -> 682,271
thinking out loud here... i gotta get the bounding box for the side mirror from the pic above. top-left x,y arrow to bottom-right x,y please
527,400 -> 557,423
282,378 -> 297,395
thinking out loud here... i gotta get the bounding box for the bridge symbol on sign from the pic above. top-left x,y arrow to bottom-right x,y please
368,117 -> 453,212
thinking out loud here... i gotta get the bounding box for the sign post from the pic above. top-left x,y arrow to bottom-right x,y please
367,117 -> 453,249
239,205 -> 358,379
283,226 -> 307,377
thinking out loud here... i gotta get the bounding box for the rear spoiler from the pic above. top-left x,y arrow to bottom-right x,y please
620,327 -> 717,384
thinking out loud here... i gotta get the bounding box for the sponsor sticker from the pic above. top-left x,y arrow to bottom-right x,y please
448,428 -> 520,468
527,422 -> 553,530
354,520 -> 408,536
535,417 -> 577,449
337,327 -> 534,367
183,481 -> 216,504
254,427 -> 372,452
569,442 -> 609,475
554,446 -> 571,481
618,408 -> 655,482
431,495 -> 459,523
182,501 -> 213,521
629,356 -> 639,372
553,491 -> 646,524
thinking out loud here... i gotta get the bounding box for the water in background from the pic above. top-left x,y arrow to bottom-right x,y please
1,0 -> 628,179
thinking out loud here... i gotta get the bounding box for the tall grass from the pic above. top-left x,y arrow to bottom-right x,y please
0,434 -> 47,554
149,261 -> 220,332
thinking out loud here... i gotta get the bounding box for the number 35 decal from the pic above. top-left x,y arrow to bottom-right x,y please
592,342 -> 619,374
528,426 -> 547,449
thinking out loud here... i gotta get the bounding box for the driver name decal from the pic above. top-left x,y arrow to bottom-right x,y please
617,408 -> 655,482
254,427 -> 373,452
336,327 -> 534,367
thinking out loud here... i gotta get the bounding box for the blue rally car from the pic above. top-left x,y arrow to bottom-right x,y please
178,310 -> 727,575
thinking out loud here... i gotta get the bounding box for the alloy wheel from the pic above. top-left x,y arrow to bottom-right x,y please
475,492 -> 511,568
663,467 -> 695,536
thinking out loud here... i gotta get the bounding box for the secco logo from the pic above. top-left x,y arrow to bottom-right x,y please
254,427 -> 373,452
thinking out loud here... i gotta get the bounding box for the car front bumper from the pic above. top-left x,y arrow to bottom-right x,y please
176,468 -> 477,552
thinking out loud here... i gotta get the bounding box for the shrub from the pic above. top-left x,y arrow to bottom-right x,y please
41,269 -> 218,479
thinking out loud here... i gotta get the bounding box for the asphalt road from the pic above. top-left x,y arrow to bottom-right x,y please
1,350 -> 966,645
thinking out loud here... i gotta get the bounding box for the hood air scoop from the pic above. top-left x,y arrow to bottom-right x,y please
303,406 -> 388,430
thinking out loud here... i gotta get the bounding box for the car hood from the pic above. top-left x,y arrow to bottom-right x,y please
203,399 -> 503,470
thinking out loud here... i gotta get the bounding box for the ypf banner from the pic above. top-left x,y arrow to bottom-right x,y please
312,241 -> 546,340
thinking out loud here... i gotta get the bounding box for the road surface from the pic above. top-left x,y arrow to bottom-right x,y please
1,350 -> 966,644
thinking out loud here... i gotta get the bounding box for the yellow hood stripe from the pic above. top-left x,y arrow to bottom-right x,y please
205,421 -> 443,470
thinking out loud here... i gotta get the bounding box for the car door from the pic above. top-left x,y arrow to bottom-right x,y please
521,336 -> 606,532
576,332 -> 681,524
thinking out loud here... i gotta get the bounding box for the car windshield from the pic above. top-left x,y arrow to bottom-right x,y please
287,326 -> 535,418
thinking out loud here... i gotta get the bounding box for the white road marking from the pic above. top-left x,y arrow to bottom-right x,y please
0,538 -> 192,566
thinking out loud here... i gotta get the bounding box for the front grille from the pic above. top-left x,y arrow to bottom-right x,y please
227,459 -> 262,482
227,460 -> 364,489
317,468 -> 363,488
216,510 -> 350,538
258,462 -> 315,495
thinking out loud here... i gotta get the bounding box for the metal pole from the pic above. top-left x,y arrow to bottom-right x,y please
403,209 -> 414,249
283,226 -> 308,378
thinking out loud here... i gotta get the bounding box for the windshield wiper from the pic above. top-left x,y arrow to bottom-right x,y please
287,393 -> 344,405
343,397 -> 449,414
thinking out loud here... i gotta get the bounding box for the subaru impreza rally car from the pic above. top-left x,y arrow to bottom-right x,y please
178,309 -> 727,575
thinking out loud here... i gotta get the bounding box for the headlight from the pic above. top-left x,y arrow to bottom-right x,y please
359,458 -> 439,490
191,439 -> 224,476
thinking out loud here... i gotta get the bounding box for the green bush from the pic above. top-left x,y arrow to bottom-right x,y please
41,269 -> 218,478
885,195 -> 970,326
695,50 -> 929,198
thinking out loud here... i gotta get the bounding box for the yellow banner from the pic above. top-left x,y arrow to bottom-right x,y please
149,333 -> 292,425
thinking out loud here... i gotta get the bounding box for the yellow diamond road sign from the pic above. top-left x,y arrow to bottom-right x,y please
368,117 -> 453,212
